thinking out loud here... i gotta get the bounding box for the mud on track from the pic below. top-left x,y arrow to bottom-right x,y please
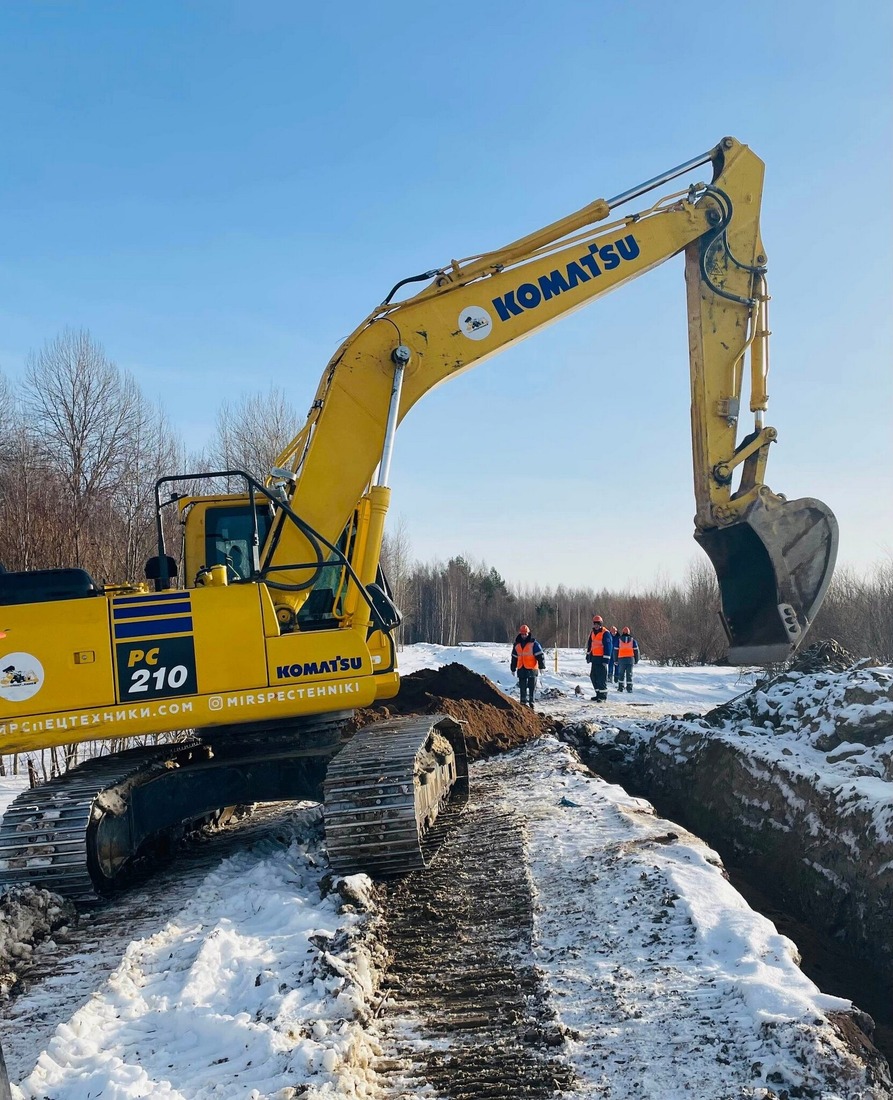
372,773 -> 576,1099
362,665 -> 579,1094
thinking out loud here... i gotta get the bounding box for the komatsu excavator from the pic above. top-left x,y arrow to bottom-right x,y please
0,137 -> 838,902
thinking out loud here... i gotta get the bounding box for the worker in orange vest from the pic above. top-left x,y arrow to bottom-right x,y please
510,624 -> 546,708
615,626 -> 640,693
585,615 -> 614,702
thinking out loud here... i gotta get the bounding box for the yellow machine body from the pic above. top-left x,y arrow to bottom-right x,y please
0,580 -> 395,755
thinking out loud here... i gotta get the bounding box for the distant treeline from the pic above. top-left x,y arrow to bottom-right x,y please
381,534 -> 893,665
2,328 -> 889,667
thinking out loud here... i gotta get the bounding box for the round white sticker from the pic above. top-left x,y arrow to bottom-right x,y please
458,306 -> 493,341
0,652 -> 45,702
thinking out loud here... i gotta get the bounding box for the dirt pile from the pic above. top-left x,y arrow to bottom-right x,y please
703,659 -> 893,759
350,662 -> 553,761
788,638 -> 860,674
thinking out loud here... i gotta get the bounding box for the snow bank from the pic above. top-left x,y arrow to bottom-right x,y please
11,810 -> 388,1100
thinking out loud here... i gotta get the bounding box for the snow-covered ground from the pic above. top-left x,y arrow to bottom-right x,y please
396,642 -> 755,716
0,644 -> 889,1099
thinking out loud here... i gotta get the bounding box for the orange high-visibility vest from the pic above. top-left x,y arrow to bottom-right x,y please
514,641 -> 538,669
618,638 -> 635,658
588,628 -> 607,656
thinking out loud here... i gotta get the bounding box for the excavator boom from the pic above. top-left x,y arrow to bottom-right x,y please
266,136 -> 836,661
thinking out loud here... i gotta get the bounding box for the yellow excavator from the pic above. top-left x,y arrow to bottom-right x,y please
0,137 -> 837,901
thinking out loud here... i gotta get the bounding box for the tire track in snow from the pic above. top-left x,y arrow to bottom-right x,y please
372,776 -> 576,1099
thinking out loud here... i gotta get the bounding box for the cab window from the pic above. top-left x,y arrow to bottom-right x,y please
204,505 -> 272,579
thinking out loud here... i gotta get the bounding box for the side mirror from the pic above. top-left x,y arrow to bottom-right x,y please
144,555 -> 179,591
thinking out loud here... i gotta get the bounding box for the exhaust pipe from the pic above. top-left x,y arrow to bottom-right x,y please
696,494 -> 838,665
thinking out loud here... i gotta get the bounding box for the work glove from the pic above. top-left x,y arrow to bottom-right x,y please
634,657 -> 639,664
585,654 -> 591,664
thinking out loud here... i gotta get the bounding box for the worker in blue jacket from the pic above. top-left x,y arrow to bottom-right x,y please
585,615 -> 613,702
606,625 -> 620,682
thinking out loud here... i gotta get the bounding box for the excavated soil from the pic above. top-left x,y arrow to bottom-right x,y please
349,662 -> 554,760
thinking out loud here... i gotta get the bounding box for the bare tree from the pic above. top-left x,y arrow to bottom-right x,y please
675,558 -> 726,664
24,329 -> 143,569
0,371 -> 13,452
106,401 -> 183,583
866,556 -> 893,661
211,386 -> 304,485
0,374 -> 65,571
0,422 -> 64,570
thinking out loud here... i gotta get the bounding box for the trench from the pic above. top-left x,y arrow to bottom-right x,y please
566,735 -> 893,1066
722,860 -> 893,1064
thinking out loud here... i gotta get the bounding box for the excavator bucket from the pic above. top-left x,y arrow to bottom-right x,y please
695,494 -> 838,666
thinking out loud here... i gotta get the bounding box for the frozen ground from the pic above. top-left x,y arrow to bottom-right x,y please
0,644 -> 889,1099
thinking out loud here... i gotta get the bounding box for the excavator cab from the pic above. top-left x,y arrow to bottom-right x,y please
697,494 -> 838,665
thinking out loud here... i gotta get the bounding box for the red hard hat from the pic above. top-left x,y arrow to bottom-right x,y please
592,615 -> 603,624
622,626 -> 631,634
519,624 -> 530,633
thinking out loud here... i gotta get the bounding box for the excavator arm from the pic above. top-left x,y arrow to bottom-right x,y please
264,136 -> 837,662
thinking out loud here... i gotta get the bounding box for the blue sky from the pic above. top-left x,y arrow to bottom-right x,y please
1,1 -> 890,590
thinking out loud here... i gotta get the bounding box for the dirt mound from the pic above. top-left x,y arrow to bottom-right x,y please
788,638 -> 860,674
702,653 -> 893,750
349,663 -> 552,761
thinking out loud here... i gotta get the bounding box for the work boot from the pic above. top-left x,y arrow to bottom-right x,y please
597,691 -> 607,702
590,695 -> 598,701
617,682 -> 624,691
626,684 -> 633,693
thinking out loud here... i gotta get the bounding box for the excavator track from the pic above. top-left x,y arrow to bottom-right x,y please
0,742 -> 201,903
324,713 -> 469,877
0,715 -> 470,903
